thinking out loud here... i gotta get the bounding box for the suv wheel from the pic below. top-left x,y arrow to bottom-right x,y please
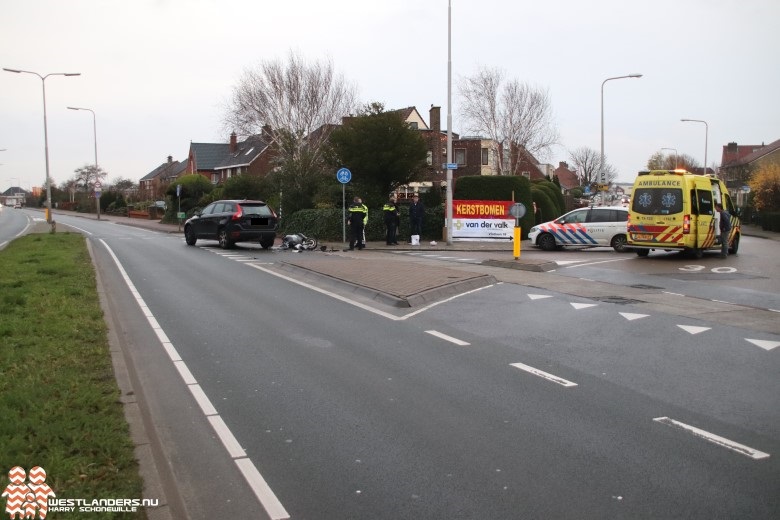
218,229 -> 233,249
184,226 -> 197,246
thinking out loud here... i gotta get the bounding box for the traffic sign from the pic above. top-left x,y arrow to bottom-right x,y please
508,203 -> 526,219
336,167 -> 352,184
445,163 -> 458,170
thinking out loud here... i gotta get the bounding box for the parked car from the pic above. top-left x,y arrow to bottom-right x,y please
528,206 -> 630,252
184,200 -> 278,249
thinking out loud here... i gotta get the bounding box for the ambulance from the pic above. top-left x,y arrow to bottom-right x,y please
627,169 -> 740,257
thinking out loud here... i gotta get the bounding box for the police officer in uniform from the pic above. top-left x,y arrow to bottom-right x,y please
383,195 -> 400,245
347,196 -> 368,250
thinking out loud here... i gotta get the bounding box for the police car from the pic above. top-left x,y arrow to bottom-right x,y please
528,206 -> 629,252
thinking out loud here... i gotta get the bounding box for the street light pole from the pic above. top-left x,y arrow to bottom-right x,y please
680,119 -> 708,175
661,147 -> 678,169
3,68 -> 81,223
67,106 -> 100,219
445,0 -> 453,245
600,73 -> 642,204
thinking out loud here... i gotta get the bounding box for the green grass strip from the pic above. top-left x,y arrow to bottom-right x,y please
0,233 -> 144,519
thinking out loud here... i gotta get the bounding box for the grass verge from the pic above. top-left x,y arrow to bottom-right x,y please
0,233 -> 144,519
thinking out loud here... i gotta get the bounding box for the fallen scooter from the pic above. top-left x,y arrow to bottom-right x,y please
281,233 -> 318,251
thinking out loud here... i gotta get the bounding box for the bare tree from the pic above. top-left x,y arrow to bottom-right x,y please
458,67 -> 558,175
569,146 -> 617,185
71,164 -> 107,192
224,51 -> 358,179
646,150 -> 699,171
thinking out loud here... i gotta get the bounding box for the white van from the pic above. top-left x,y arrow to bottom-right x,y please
528,206 -> 629,252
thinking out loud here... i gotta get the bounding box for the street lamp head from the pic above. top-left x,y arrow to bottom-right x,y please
629,73 -> 643,78
64,73 -> 81,77
3,68 -> 23,73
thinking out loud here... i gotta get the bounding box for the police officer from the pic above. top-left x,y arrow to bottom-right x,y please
347,196 -> 368,250
383,195 -> 400,245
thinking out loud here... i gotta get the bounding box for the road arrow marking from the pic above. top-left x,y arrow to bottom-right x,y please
528,294 -> 553,300
745,339 -> 780,351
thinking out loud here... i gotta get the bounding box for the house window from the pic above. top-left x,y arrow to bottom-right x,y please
426,151 -> 433,166
522,171 -> 530,179
455,149 -> 466,165
409,122 -> 418,130
481,148 -> 489,165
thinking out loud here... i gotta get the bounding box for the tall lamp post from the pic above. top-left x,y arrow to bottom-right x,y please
67,106 -> 100,219
445,0 -> 454,245
600,73 -> 642,204
661,147 -> 678,169
680,119 -> 708,175
3,68 -> 81,223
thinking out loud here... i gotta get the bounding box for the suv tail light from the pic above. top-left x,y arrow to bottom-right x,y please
231,206 -> 244,221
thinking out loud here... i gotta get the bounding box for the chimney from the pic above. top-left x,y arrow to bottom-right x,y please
229,132 -> 238,153
167,155 -> 173,164
430,105 -> 441,133
261,125 -> 274,141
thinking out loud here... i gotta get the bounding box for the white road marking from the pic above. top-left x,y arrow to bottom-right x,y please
619,312 -> 649,321
571,302 -> 598,310
563,258 -> 631,268
510,362 -> 578,387
425,330 -> 470,346
653,417 -> 770,459
745,339 -> 780,351
99,239 -> 289,518
677,325 -> 711,335
528,294 -> 553,300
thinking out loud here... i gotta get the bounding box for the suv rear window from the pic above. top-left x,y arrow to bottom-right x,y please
238,203 -> 273,217
632,188 -> 683,215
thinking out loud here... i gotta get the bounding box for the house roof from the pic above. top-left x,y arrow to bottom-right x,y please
141,159 -> 183,181
190,142 -> 231,170
553,162 -> 580,190
214,135 -> 272,170
724,138 -> 780,167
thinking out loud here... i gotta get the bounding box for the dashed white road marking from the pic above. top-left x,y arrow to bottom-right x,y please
571,302 -> 598,310
653,417 -> 770,459
425,330 -> 470,346
510,362 -> 578,387
528,294 -> 553,300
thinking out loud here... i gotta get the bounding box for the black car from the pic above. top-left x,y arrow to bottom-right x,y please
184,200 -> 278,249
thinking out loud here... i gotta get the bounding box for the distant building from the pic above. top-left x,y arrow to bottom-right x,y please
719,138 -> 780,205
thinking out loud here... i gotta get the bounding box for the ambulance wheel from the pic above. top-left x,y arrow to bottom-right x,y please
636,249 -> 649,257
538,233 -> 557,251
729,234 -> 739,255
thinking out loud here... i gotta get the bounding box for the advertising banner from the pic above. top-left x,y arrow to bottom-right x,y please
452,200 -> 514,241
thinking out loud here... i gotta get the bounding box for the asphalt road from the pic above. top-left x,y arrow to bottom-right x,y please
12,211 -> 780,519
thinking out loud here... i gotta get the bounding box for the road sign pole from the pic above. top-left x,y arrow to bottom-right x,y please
336,168 -> 352,247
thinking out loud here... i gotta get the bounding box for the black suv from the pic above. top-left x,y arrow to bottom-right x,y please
184,200 -> 278,249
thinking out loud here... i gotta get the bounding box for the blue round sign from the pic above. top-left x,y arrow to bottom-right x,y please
336,167 -> 352,184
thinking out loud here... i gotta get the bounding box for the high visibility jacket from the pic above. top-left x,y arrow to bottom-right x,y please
383,202 -> 399,223
348,203 -> 368,225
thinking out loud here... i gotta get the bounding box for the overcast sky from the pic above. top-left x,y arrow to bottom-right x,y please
1,0 -> 778,194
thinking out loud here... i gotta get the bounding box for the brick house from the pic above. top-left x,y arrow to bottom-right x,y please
553,161 -> 580,192
140,156 -> 187,201
186,131 -> 276,184
719,138 -> 780,206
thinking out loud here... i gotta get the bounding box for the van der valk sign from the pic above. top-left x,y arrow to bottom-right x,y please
452,200 -> 514,241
